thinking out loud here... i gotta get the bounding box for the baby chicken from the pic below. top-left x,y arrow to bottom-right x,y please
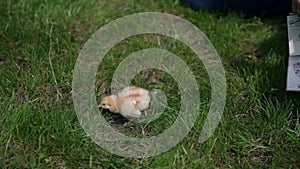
98,86 -> 150,121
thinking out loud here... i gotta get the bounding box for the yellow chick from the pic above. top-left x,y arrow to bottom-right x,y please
98,86 -> 150,121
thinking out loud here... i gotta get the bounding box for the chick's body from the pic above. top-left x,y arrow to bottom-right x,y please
99,86 -> 150,120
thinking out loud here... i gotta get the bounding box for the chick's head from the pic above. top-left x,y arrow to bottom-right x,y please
98,95 -> 119,112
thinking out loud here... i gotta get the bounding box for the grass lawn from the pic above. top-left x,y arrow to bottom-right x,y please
1,0 -> 300,168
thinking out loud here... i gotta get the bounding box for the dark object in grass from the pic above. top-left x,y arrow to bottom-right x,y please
182,0 -> 292,16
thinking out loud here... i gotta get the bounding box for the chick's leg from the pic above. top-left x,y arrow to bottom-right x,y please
143,110 -> 147,116
123,118 -> 134,127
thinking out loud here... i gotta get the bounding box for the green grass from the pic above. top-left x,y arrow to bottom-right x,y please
1,0 -> 300,168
